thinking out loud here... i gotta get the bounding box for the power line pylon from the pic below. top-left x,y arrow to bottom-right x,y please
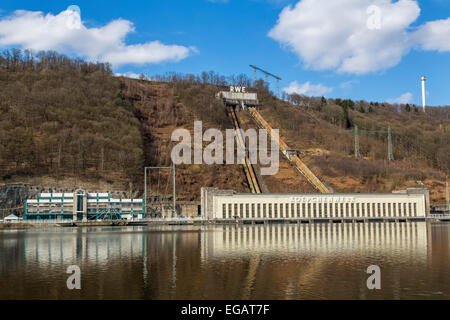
446,180 -> 450,212
339,125 -> 398,161
387,126 -> 394,162
355,125 -> 360,159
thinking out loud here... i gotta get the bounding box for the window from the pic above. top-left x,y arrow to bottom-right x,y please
263,204 -> 267,218
251,204 -> 255,218
269,204 -> 273,218
291,203 -> 295,218
408,203 -> 412,217
393,203 -> 397,217
414,203 -> 417,217
377,203 -> 381,217
222,204 -> 226,218
76,192 -> 84,213
240,204 -> 243,218
257,203 -> 261,218
286,204 -> 290,218
234,204 -> 238,218
246,204 -> 249,218
318,203 -> 322,218
308,203 -> 311,218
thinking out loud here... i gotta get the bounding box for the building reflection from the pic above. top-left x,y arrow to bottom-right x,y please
7,223 -> 430,267
0,222 -> 447,299
201,222 -> 429,261
20,227 -> 146,266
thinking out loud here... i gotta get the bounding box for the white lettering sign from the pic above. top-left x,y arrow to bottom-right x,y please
230,86 -> 246,93
289,196 -> 355,203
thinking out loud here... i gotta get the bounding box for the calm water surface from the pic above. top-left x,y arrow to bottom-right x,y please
0,222 -> 449,299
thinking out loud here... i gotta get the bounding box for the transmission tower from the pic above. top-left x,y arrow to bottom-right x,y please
355,125 -> 360,159
249,65 -> 282,98
144,164 -> 176,218
446,180 -> 450,212
387,126 -> 394,162
339,126 -> 397,161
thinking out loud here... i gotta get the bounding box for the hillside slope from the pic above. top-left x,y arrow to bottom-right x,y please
0,50 -> 448,206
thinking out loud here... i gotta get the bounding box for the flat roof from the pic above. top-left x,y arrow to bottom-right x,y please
215,193 -> 425,198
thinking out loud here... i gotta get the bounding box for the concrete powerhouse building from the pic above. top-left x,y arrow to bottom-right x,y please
201,187 -> 430,221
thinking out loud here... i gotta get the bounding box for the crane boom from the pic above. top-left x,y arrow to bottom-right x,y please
249,65 -> 282,80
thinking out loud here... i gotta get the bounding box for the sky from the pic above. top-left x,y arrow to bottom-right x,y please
0,0 -> 450,106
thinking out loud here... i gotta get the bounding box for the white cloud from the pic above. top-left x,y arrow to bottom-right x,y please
269,0 -> 426,74
283,81 -> 332,96
413,18 -> 450,52
387,92 -> 413,104
0,8 -> 195,67
340,80 -> 360,89
114,72 -> 141,79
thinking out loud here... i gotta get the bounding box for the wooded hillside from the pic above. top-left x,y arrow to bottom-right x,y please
0,49 -> 448,204
0,49 -> 143,188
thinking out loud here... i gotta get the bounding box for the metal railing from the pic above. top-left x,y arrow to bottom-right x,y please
248,107 -> 332,194
429,214 -> 450,220
229,107 -> 262,194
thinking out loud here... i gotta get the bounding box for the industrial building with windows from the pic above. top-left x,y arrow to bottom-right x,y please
24,189 -> 144,221
201,187 -> 429,221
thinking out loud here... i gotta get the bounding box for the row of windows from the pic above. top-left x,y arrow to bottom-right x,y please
26,210 -> 72,214
221,202 -> 419,219
27,210 -> 143,215
27,204 -> 142,209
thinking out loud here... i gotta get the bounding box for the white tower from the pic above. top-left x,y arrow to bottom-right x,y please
421,76 -> 426,112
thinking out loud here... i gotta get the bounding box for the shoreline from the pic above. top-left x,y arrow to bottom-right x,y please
0,216 -> 448,229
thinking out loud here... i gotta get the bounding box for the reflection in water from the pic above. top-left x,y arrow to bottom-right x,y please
0,223 -> 449,300
201,223 -> 429,259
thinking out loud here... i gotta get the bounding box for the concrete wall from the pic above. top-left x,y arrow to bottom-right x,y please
203,190 -> 429,220
160,203 -> 200,218
201,187 -> 234,220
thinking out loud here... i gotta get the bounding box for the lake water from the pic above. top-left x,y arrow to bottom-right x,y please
0,222 -> 449,299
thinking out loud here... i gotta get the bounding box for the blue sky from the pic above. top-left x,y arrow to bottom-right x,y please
1,0 -> 450,106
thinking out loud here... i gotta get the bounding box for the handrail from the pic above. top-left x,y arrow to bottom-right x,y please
229,108 -> 262,194
248,107 -> 332,194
